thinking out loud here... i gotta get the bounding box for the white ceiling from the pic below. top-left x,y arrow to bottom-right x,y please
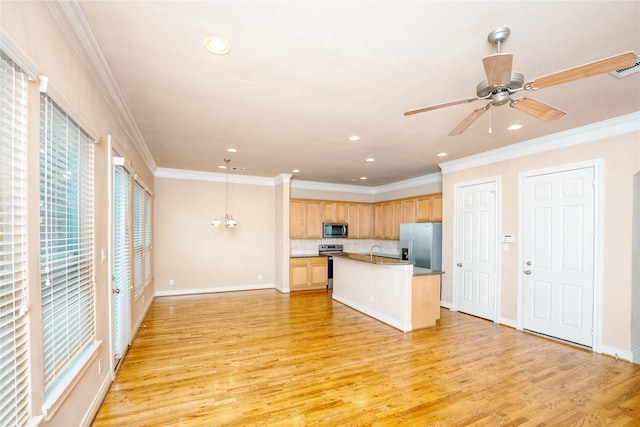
77,1 -> 640,187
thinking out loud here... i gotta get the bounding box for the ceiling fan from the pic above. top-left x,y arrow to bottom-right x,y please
404,27 -> 638,136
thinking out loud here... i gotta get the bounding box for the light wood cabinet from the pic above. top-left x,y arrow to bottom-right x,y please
403,198 -> 416,224
358,204 -> 374,238
347,203 -> 374,239
324,202 -> 347,223
391,200 -> 403,239
289,257 -> 327,291
290,193 -> 440,240
289,199 -> 323,239
430,193 -> 442,222
416,193 -> 442,222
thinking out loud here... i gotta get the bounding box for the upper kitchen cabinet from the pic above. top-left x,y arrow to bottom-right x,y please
416,193 -> 442,222
324,202 -> 348,223
347,203 -> 374,239
290,199 -> 323,239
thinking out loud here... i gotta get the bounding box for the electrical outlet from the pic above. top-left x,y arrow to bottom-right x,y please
257,274 -> 262,281
98,358 -> 103,375
369,296 -> 374,303
169,279 -> 174,286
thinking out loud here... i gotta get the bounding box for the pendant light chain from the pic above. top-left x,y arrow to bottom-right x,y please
211,158 -> 238,228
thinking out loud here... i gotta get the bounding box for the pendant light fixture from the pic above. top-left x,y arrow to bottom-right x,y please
211,158 -> 237,228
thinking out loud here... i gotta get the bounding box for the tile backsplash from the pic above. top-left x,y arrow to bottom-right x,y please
291,239 -> 400,257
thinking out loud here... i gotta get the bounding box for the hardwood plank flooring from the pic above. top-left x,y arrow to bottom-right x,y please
92,289 -> 640,426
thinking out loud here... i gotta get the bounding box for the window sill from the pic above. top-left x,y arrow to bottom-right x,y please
42,341 -> 102,422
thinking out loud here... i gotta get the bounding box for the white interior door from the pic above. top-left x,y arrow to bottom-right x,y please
522,166 -> 595,347
455,180 -> 498,321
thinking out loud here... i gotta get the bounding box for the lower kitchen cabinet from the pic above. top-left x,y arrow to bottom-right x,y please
290,257 -> 328,291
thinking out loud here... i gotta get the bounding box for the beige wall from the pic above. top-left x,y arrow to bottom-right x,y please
3,2 -> 155,425
291,176 -> 442,202
153,177 -> 276,294
441,131 -> 640,356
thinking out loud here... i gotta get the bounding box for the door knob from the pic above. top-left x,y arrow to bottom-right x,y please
523,270 -> 532,275
457,263 -> 463,267
113,288 -> 121,294
525,261 -> 532,266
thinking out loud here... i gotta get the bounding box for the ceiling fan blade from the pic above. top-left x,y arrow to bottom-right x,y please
526,51 -> 638,90
482,53 -> 513,87
404,97 -> 479,116
448,104 -> 490,136
511,98 -> 566,122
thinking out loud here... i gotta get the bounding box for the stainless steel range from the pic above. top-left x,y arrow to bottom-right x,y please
318,244 -> 344,290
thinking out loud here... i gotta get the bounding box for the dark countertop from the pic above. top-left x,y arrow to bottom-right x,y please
331,252 -> 444,276
412,267 -> 445,276
331,251 -> 411,265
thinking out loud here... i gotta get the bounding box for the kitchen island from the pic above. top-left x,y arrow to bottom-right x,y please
331,253 -> 443,332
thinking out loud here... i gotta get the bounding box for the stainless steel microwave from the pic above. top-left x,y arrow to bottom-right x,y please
323,223 -> 348,238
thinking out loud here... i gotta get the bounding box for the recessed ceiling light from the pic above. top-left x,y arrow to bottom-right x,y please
365,158 -> 375,162
507,124 -> 523,131
218,165 -> 227,169
227,148 -> 237,153
437,152 -> 448,157
343,178 -> 358,182
292,169 -> 300,173
360,177 -> 367,180
205,37 -> 230,55
348,135 -> 360,142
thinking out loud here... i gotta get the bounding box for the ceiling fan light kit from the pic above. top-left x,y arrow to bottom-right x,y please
405,27 -> 638,136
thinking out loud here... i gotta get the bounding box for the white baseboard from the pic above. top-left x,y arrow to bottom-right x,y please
440,300 -> 453,310
499,317 -> 517,329
632,347 -> 640,365
154,283 -> 276,297
599,344 -> 634,363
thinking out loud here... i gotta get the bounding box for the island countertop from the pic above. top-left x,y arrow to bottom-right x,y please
331,252 -> 444,276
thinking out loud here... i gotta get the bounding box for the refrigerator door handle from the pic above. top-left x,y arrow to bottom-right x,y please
408,234 -> 414,262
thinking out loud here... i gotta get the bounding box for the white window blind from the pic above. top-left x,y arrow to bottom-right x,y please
113,165 -> 131,358
144,189 -> 152,284
0,50 -> 30,427
40,93 -> 95,394
132,181 -> 144,297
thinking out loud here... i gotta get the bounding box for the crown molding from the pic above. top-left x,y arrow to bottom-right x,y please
439,112 -> 640,174
154,167 -> 276,186
46,0 -> 157,172
290,179 -> 377,195
374,172 -> 442,195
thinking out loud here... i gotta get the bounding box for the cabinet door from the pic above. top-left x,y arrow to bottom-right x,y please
290,200 -> 306,238
347,204 -> 359,239
290,258 -> 310,290
416,196 -> 432,222
403,199 -> 416,224
430,193 -> 442,222
309,258 -> 328,287
324,202 -> 336,222
306,201 -> 323,238
336,203 -> 348,222
358,204 -> 374,238
382,203 -> 393,239
391,201 -> 403,239
374,203 -> 384,238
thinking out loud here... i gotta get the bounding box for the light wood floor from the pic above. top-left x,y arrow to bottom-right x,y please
92,289 -> 640,426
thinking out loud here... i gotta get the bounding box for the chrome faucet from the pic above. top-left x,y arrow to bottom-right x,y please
370,244 -> 381,262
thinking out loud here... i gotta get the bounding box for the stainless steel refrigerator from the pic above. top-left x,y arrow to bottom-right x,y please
400,222 -> 442,270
